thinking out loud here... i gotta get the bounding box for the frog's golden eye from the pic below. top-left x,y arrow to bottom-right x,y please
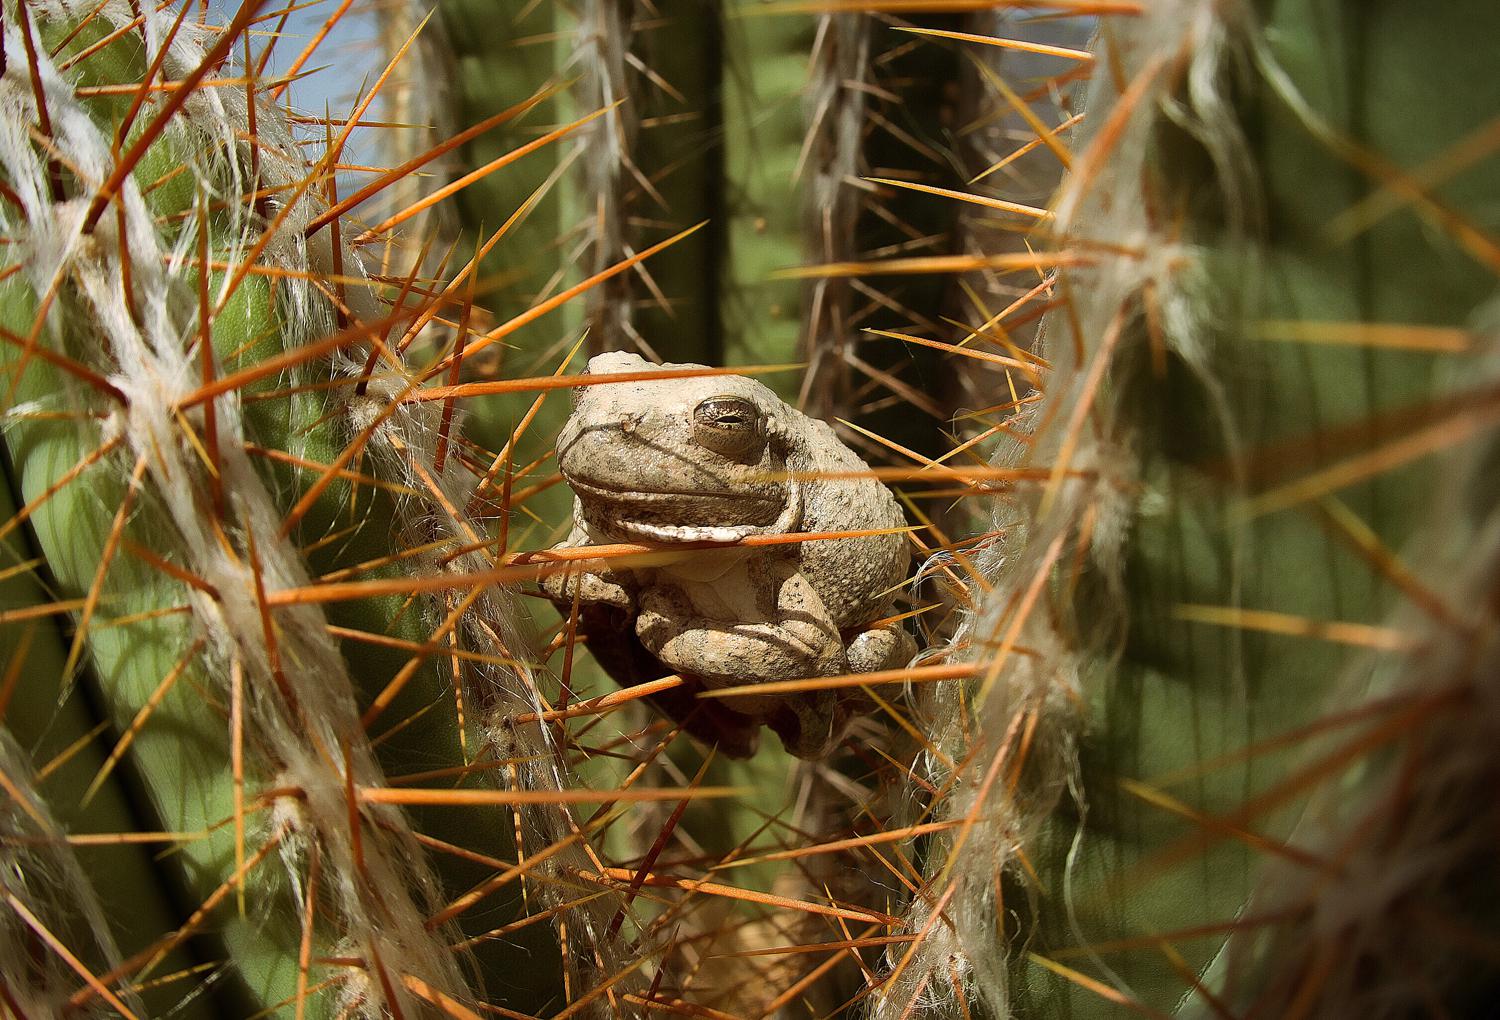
693,395 -> 765,459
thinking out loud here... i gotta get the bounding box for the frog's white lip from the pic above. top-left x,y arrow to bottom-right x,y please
600,518 -> 762,543
566,476 -> 781,504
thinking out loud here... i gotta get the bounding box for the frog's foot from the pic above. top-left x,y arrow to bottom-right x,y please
767,624 -> 913,758
635,586 -> 845,691
541,560 -> 635,613
845,623 -> 917,675
767,694 -> 844,759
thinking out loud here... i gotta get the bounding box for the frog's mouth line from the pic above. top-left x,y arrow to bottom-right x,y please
576,478 -> 805,545
566,477 -> 783,504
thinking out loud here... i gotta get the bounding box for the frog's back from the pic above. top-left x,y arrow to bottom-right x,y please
792,415 -> 910,629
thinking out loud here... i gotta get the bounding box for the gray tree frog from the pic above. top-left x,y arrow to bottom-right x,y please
541,352 -> 915,758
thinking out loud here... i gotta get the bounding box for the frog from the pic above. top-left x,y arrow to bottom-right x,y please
541,351 -> 915,759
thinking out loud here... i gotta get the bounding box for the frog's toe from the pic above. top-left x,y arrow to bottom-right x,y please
542,566 -> 634,613
634,587 -> 687,646
846,623 -> 917,674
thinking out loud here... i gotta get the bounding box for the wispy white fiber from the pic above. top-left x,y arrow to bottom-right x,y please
0,0 -> 634,1013
874,4 -> 1243,1016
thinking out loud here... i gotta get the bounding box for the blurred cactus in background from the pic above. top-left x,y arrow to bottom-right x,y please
887,2 -> 1500,1017
0,0 -> 1497,1018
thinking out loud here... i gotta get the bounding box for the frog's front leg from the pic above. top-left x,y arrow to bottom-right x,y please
634,575 -> 847,692
637,580 -> 846,758
634,559 -> 849,753
540,518 -> 638,614
539,518 -> 671,699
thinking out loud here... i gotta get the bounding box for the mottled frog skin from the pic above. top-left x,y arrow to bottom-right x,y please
542,352 -> 914,758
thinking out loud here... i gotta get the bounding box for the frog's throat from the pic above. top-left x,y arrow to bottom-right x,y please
583,479 -> 805,545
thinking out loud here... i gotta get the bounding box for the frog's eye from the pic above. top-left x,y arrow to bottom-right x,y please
693,395 -> 765,459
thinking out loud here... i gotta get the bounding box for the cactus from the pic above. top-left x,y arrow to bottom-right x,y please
882,1 -> 1500,1018
0,0 -> 621,1014
2,0 -> 1499,1018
